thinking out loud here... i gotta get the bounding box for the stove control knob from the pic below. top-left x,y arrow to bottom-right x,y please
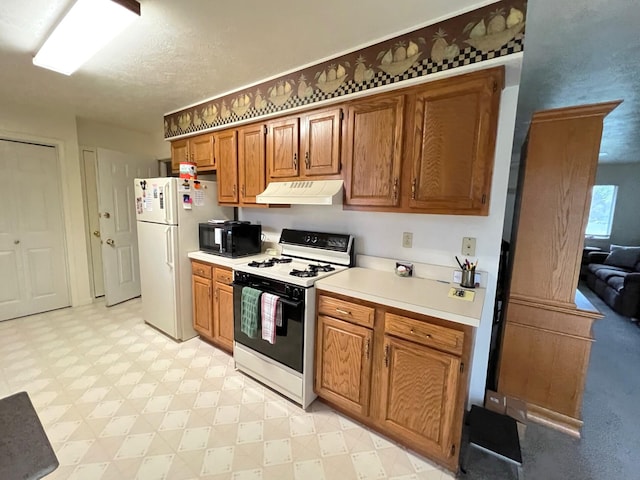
311,236 -> 318,244
284,285 -> 292,297
292,288 -> 301,300
304,235 -> 311,243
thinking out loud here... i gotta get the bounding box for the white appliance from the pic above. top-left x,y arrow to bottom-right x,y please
134,177 -> 233,340
233,229 -> 355,408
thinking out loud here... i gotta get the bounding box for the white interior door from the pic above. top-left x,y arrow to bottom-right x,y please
97,148 -> 156,306
0,140 -> 70,321
82,149 -> 104,297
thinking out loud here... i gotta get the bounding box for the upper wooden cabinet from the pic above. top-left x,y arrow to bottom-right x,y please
266,107 -> 343,182
238,124 -> 267,204
301,108 -> 342,177
215,130 -> 239,204
343,94 -> 405,207
408,70 -> 502,214
267,117 -> 299,179
343,67 -> 503,215
170,133 -> 215,172
170,139 -> 188,172
169,67 -> 503,216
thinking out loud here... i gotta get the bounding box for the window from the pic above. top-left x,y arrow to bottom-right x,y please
586,185 -> 618,238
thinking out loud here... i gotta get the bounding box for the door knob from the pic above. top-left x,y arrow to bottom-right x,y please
14,240 -> 20,245
106,239 -> 115,246
101,212 -> 111,219
93,230 -> 101,238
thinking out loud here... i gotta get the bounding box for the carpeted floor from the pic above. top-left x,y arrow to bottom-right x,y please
459,284 -> 640,480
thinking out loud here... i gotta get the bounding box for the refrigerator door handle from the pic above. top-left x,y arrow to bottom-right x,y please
165,227 -> 174,268
163,181 -> 171,224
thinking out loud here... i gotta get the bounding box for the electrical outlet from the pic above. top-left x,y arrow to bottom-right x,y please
402,232 -> 413,248
462,237 -> 476,256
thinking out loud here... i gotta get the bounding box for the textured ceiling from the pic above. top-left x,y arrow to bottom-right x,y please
0,0 -> 486,135
0,0 -> 637,163
513,0 -> 640,164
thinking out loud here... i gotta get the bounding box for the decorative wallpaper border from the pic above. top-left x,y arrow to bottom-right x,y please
164,1 -> 526,139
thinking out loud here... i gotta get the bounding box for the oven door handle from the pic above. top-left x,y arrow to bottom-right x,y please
232,284 -> 303,308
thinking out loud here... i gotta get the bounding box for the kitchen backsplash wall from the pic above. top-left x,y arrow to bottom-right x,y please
164,0 -> 526,139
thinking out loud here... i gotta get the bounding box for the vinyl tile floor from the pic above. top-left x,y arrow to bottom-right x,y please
0,298 -> 454,480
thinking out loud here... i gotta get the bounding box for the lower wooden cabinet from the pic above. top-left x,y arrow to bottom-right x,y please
191,260 -> 234,353
378,335 -> 460,459
315,315 -> 373,417
315,291 -> 471,471
192,274 -> 213,337
214,282 -> 234,352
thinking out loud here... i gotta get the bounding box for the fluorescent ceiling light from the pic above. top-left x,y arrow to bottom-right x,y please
33,0 -> 140,75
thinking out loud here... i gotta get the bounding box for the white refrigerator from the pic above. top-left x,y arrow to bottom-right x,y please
134,177 -> 233,340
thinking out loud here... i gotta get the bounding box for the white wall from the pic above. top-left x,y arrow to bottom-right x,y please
0,101 -> 92,307
586,162 -> 640,250
77,118 -> 169,159
240,85 -> 520,404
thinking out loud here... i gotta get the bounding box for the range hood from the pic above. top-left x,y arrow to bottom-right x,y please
256,180 -> 343,205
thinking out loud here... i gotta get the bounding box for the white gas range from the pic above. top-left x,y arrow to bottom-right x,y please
232,229 -> 354,408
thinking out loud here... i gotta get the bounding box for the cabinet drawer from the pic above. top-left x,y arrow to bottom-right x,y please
215,268 -> 233,285
191,261 -> 212,279
384,313 -> 463,355
318,295 -> 374,328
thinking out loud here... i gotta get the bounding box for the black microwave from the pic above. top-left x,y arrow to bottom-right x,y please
199,222 -> 262,258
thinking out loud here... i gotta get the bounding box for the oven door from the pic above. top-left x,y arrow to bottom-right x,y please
233,285 -> 304,373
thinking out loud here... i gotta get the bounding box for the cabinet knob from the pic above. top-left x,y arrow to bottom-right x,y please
411,178 -> 417,200
305,151 -> 310,169
336,308 -> 351,316
293,153 -> 298,170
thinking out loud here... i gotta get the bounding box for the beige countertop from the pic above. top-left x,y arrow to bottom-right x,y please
187,251 -> 270,269
315,267 -> 484,327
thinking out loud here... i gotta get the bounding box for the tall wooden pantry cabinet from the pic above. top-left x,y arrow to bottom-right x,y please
497,101 -> 620,437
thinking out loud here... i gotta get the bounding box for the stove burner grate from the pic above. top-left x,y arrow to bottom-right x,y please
289,269 -> 318,278
248,260 -> 274,268
308,263 -> 336,272
272,257 -> 293,264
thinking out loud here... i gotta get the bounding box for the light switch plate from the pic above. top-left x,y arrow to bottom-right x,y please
462,237 -> 476,256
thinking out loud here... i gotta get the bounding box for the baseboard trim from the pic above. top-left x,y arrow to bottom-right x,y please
527,403 -> 583,438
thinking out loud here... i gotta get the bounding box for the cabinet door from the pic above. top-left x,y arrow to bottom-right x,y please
409,73 -> 501,214
192,275 -> 213,337
190,134 -> 215,170
238,124 -> 266,204
378,335 -> 460,460
301,108 -> 341,177
214,282 -> 234,352
267,117 -> 299,179
344,95 -> 404,206
215,130 -> 239,203
171,139 -> 189,172
315,315 -> 373,417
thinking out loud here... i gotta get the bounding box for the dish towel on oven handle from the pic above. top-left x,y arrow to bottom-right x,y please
260,292 -> 282,344
241,287 -> 262,339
